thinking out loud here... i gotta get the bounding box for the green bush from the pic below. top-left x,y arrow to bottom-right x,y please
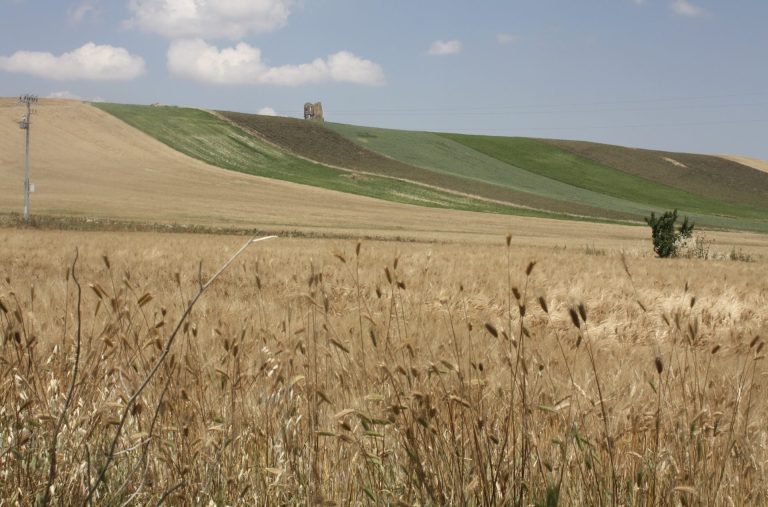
645,209 -> 694,258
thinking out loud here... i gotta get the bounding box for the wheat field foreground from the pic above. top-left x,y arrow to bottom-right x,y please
1,228 -> 767,505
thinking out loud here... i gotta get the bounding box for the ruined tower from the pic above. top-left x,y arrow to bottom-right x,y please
303,101 -> 324,121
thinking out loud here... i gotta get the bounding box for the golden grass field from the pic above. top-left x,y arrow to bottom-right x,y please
2,97 -> 768,504
1,228 -> 767,505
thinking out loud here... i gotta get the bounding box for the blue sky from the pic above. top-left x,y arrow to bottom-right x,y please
1,0 -> 767,158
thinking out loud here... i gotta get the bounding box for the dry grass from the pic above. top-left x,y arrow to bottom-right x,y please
1,228 -> 767,505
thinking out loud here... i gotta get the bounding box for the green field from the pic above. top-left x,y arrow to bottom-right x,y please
328,123 -> 768,231
219,112 -> 632,219
95,103 -> 768,232
325,123 -> 660,217
92,104 -> 573,220
440,133 -> 767,218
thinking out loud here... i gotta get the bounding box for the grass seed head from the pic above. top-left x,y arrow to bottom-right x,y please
569,308 -> 581,329
578,303 -> 587,323
537,296 -> 549,314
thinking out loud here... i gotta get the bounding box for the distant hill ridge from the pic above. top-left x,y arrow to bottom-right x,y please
84,101 -> 768,232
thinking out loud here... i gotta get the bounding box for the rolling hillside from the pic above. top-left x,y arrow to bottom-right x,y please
540,139 -> 768,210
0,98 -> 598,243
94,103 -> 570,221
95,103 -> 768,232
439,133 -> 767,218
217,111 -> 624,219
325,123 -> 768,231
4,98 -> 765,236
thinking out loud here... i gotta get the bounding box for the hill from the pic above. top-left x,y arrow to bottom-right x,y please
438,134 -> 767,219
217,111 -> 625,220
0,98 -> 633,245
539,139 -> 768,210
719,154 -> 768,175
3,98 -> 766,237
94,103 -> 577,221
325,123 -> 768,231
96,104 -> 768,231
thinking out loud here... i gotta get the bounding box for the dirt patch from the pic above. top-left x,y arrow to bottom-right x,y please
662,157 -> 687,168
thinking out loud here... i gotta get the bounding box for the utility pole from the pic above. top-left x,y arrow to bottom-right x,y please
19,94 -> 37,224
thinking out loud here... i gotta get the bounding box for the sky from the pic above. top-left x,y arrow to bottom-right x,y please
1,0 -> 767,159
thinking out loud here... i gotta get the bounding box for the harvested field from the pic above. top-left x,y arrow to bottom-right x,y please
1,228 -> 767,504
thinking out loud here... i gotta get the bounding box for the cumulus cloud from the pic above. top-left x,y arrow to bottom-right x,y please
0,43 -> 145,81
127,0 -> 292,39
167,39 -> 385,86
258,107 -> 277,116
496,33 -> 520,45
670,0 -> 705,16
427,40 -> 462,56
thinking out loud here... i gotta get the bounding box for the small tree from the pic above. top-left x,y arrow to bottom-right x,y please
645,209 -> 694,258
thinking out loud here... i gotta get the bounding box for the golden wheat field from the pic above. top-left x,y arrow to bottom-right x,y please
1,228 -> 767,505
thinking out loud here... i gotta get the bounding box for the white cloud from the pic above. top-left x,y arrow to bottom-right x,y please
47,91 -> 82,99
670,0 -> 705,17
427,40 -> 462,56
47,91 -> 105,102
68,0 -> 100,23
127,0 -> 292,39
496,33 -> 520,45
0,43 -> 145,81
258,107 -> 277,116
167,39 -> 385,86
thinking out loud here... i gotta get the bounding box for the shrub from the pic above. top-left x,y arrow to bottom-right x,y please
645,209 -> 694,258
681,233 -> 714,260
729,247 -> 754,263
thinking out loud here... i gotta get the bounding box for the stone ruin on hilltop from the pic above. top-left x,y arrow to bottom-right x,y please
304,102 -> 324,121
